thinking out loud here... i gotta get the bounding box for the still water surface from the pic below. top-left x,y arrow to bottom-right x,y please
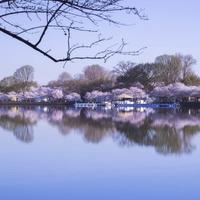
0,106 -> 200,200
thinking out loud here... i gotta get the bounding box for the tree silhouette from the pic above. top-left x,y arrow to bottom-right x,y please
0,0 -> 146,63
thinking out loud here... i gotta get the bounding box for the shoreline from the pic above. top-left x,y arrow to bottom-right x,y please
0,102 -> 200,109
0,102 -> 199,108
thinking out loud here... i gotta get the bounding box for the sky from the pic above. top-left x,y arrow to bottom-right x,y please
1,0 -> 200,84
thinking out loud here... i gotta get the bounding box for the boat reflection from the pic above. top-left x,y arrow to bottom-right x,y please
0,106 -> 200,155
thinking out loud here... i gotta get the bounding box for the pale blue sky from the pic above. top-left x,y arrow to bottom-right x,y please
1,0 -> 200,84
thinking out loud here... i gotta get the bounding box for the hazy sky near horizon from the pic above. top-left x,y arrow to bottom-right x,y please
1,0 -> 200,84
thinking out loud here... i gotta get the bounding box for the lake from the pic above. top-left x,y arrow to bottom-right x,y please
0,106 -> 200,200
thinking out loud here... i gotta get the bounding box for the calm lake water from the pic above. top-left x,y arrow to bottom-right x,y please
0,106 -> 200,200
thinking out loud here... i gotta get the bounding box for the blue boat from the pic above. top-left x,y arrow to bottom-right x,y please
115,103 -> 180,109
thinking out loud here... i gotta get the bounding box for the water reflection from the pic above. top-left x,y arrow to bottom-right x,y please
0,106 -> 200,155
0,107 -> 36,143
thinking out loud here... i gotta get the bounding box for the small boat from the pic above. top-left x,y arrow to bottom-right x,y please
115,103 -> 180,109
74,102 -> 97,108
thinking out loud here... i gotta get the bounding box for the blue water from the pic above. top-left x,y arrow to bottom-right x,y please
0,106 -> 200,199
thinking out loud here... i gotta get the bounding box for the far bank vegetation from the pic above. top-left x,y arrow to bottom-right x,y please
0,53 -> 200,98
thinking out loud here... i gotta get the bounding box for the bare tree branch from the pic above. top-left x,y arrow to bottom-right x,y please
0,0 -> 147,63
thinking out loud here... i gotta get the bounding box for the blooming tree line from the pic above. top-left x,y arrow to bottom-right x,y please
0,87 -> 81,102
0,53 -> 200,103
151,83 -> 200,98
